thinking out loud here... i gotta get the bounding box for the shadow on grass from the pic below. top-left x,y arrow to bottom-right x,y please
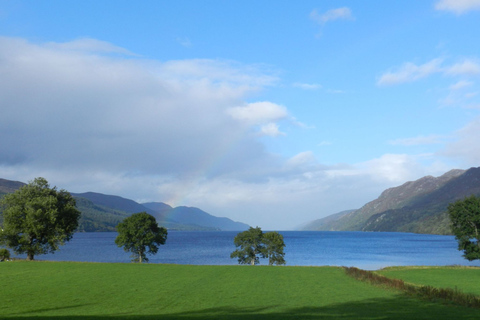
4,296 -> 480,320
8,304 -> 95,316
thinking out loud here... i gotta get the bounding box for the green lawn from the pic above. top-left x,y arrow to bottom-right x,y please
378,266 -> 480,296
1,261 -> 480,319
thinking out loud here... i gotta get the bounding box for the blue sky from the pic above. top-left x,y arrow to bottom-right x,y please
1,1 -> 480,229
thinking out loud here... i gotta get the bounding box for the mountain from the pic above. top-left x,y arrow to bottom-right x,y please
298,209 -> 355,231
0,178 -> 25,194
141,202 -> 172,214
70,193 -> 205,230
72,192 -> 158,215
74,197 -> 130,232
0,180 -> 249,232
302,167 -> 480,235
143,202 -> 250,231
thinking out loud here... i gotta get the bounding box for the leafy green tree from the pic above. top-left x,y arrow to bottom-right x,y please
263,231 -> 286,265
448,195 -> 480,261
115,212 -> 167,263
0,177 -> 80,261
230,226 -> 265,265
0,248 -> 10,261
230,227 -> 286,265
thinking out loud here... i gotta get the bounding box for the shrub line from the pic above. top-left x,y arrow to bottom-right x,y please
344,266 -> 480,309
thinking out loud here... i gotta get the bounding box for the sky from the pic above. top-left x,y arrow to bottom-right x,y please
1,0 -> 480,230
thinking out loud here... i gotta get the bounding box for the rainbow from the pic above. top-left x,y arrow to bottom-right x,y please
163,126 -> 250,208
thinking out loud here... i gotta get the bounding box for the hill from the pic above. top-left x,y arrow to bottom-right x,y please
297,209 -> 355,231
0,178 -> 25,194
143,202 -> 250,231
72,192 -> 158,215
0,180 -> 249,232
74,197 -> 130,232
302,167 -> 480,235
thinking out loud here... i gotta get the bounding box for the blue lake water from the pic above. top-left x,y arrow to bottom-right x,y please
10,231 -> 480,270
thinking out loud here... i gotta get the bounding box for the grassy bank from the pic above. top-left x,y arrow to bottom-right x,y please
378,266 -> 480,296
1,261 -> 480,319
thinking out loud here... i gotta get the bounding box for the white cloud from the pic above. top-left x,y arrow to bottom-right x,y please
377,58 -> 443,86
45,38 -> 136,55
442,117 -> 480,165
227,101 -> 289,125
450,80 -> 473,90
310,7 -> 353,24
435,0 -> 480,14
286,151 -> 316,167
158,59 -> 279,89
260,123 -> 286,137
445,59 -> 480,76
310,7 -> 354,37
378,58 -> 480,86
359,154 -> 430,183
441,75 -> 479,107
293,82 -> 322,90
389,135 -> 444,146
0,37 -> 282,180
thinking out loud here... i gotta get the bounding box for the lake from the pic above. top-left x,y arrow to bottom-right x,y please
9,231 -> 480,270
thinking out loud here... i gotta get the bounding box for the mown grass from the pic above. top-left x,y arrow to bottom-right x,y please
346,267 -> 480,308
1,261 -> 480,319
378,266 -> 480,296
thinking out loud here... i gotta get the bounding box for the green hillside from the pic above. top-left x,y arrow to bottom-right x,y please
302,167 -> 480,235
0,179 -> 245,232
143,202 -> 250,231
75,197 -> 130,232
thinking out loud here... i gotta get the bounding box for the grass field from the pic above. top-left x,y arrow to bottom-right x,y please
1,261 -> 480,319
378,266 -> 480,296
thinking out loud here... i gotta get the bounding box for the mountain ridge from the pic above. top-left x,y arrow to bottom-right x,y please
0,180 -> 250,232
0,178 -> 26,194
143,203 -> 250,231
301,167 -> 479,234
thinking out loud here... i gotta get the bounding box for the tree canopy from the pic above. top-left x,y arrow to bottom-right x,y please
0,177 -> 80,260
115,212 -> 167,263
448,195 -> 480,261
262,231 -> 286,265
230,227 -> 286,265
230,226 -> 264,265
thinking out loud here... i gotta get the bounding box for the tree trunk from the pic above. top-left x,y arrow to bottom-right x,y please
251,258 -> 255,266
139,251 -> 143,263
27,236 -> 35,261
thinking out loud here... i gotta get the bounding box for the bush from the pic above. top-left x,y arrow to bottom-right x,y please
0,248 -> 10,261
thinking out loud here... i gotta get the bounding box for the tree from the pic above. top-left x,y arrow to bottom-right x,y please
0,248 -> 10,261
263,231 -> 286,265
230,227 -> 286,265
115,212 -> 167,263
0,177 -> 80,261
448,195 -> 480,261
230,227 -> 265,265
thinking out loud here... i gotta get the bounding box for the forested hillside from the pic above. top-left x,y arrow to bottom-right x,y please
0,179 -> 249,231
302,167 -> 480,235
